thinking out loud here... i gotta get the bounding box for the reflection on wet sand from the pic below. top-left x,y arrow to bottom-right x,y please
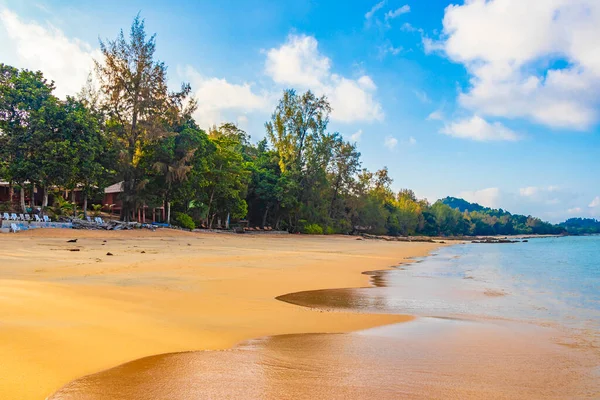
46,244 -> 600,400
49,318 -> 599,400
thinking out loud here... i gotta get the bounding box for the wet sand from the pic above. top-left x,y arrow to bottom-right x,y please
49,318 -> 600,400
0,230 -> 436,400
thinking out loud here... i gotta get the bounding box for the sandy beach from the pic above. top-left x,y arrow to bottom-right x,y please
0,230 -> 437,399
2,230 -> 598,400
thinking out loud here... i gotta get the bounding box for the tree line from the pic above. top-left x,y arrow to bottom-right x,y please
0,16 -> 571,236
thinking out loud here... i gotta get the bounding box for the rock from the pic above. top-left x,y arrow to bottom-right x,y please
67,239 -> 78,243
106,252 -> 113,256
69,249 -> 80,252
141,251 -> 146,254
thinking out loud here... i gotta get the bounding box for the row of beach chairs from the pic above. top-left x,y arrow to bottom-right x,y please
2,213 -> 106,224
2,213 -> 51,222
86,216 -> 105,224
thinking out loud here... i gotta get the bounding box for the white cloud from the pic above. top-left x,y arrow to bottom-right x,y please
265,34 -> 330,88
0,8 -> 100,98
589,196 -> 600,208
520,185 -> 560,198
180,65 -> 271,129
434,0 -> 600,130
378,44 -> 403,58
385,5 -> 410,20
350,129 -> 363,142
408,136 -> 417,145
459,187 -> 501,208
265,34 -> 383,123
365,1 -> 386,20
414,90 -> 431,104
427,110 -> 444,121
440,115 -> 520,141
519,186 -> 539,197
568,207 -> 583,215
384,135 -> 398,150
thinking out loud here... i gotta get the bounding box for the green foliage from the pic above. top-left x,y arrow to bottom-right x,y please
91,204 -> 103,218
303,223 -> 324,235
558,218 -> 600,235
0,19 -> 571,238
47,195 -> 75,219
174,213 -> 195,230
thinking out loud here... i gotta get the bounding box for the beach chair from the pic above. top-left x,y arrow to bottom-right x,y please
95,217 -> 104,224
43,215 -> 51,223
2,213 -> 9,220
19,214 -> 26,221
24,214 -> 31,221
86,216 -> 92,223
10,213 -> 19,221
10,223 -> 20,233
34,215 -> 42,222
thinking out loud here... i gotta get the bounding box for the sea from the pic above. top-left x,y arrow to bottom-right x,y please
280,235 -> 600,341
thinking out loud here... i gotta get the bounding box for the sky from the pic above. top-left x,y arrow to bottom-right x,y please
0,0 -> 598,222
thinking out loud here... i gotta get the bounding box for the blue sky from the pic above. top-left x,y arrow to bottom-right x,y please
1,0 -> 599,222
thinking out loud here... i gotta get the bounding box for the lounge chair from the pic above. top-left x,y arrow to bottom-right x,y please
95,217 -> 104,224
24,214 -> 31,221
10,213 -> 19,221
86,216 -> 92,223
43,215 -> 51,223
10,223 -> 20,233
2,213 -> 9,220
34,215 -> 42,222
19,214 -> 26,221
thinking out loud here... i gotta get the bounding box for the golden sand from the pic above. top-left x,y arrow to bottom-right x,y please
49,319 -> 600,400
0,230 -> 438,400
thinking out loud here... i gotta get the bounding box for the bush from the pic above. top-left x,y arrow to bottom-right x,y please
175,213 -> 195,230
325,226 -> 336,235
303,223 -> 323,235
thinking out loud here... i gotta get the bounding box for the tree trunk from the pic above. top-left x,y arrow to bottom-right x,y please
42,186 -> 49,214
262,207 -> 269,228
71,190 -> 77,216
20,186 -> 26,213
30,183 -> 35,208
166,201 -> 171,225
206,187 -> 215,228
8,182 -> 14,210
83,192 -> 88,219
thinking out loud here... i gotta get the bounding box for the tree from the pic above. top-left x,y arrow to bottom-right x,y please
265,89 -> 331,173
95,15 -> 195,220
204,124 -> 250,228
143,122 -> 203,224
0,64 -> 56,212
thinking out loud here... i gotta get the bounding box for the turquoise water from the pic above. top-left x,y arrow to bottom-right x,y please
407,235 -> 600,329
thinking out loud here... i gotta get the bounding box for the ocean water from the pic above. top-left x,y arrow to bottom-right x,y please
280,236 -> 600,334
410,236 -> 600,327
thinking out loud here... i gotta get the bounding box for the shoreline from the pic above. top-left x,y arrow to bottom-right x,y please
48,237 -> 600,399
0,230 -> 444,399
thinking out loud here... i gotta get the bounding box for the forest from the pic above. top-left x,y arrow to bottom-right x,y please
0,17 -> 575,236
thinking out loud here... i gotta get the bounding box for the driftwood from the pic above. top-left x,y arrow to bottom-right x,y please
361,234 -> 435,243
68,218 -> 156,231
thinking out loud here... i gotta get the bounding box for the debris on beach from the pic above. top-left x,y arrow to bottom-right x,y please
360,234 -> 435,243
67,218 -> 156,231
471,238 -> 519,244
106,252 -> 113,256
67,239 -> 78,243
69,249 -> 80,252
